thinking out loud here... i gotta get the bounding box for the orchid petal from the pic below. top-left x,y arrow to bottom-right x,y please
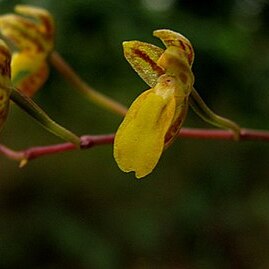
153,29 -> 194,66
123,41 -> 165,87
114,88 -> 175,178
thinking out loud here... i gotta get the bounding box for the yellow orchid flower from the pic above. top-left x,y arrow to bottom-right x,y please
0,5 -> 54,97
114,29 -> 240,179
114,30 -> 195,178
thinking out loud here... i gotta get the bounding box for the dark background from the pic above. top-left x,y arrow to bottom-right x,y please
0,0 -> 269,268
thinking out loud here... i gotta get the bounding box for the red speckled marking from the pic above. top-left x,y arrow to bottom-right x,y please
0,48 -> 11,77
132,48 -> 164,76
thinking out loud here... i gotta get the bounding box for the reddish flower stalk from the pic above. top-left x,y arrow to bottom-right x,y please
0,128 -> 268,166
179,128 -> 269,141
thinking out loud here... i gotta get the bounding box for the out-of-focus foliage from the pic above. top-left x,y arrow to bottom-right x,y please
0,0 -> 268,268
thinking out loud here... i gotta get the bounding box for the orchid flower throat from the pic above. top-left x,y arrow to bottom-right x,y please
157,46 -> 194,95
155,45 -> 194,147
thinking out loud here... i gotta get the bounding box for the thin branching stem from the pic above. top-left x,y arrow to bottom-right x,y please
179,128 -> 269,141
0,128 -> 268,166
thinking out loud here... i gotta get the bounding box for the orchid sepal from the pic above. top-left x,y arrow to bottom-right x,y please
189,88 -> 240,139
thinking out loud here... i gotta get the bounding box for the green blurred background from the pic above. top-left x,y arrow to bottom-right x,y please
0,0 -> 269,268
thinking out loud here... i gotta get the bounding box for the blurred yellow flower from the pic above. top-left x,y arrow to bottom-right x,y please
0,5 -> 54,97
